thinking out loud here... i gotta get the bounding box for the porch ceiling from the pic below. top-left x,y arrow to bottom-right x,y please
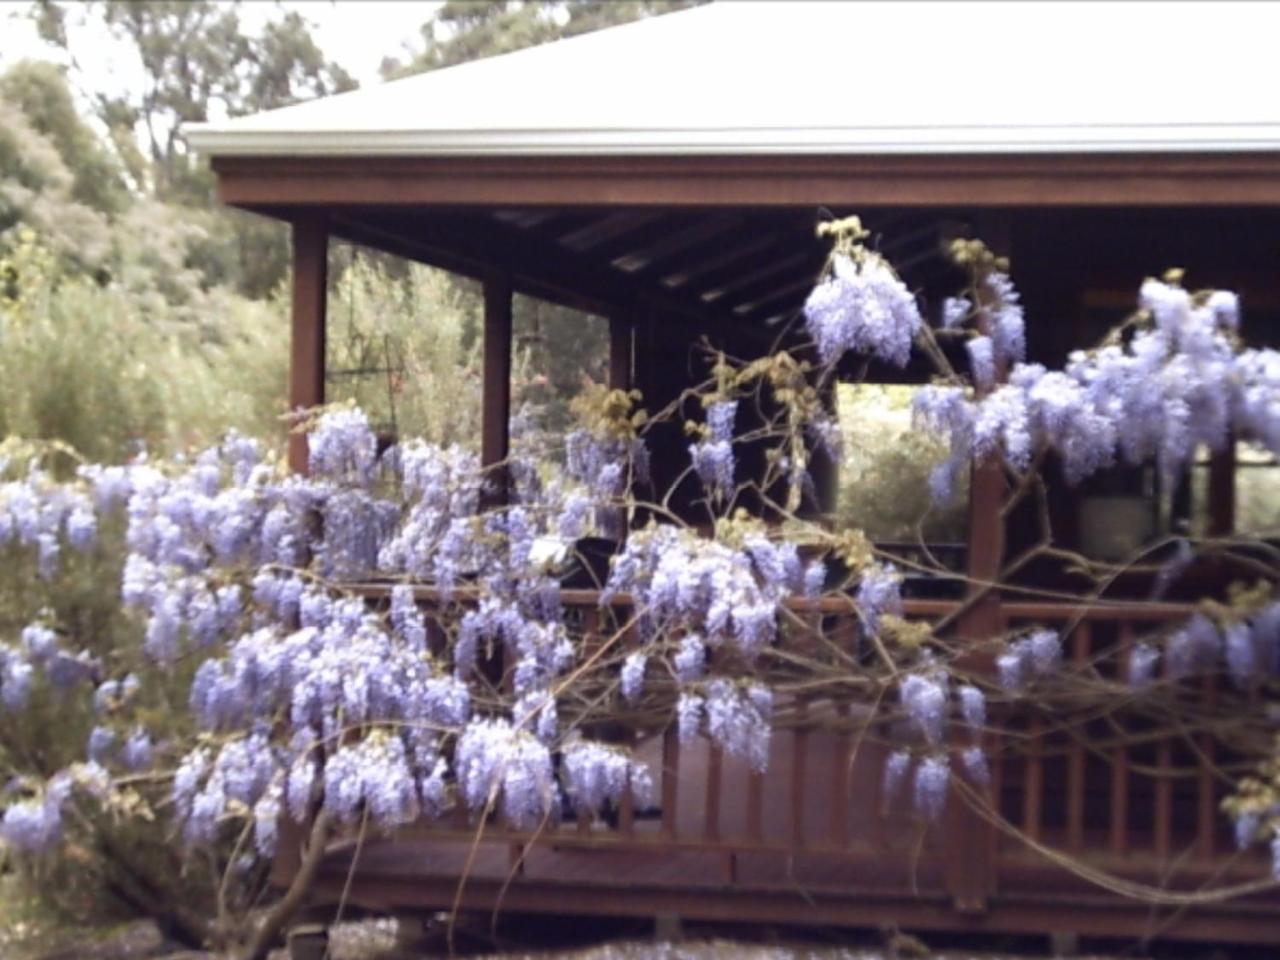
324,205 -> 959,336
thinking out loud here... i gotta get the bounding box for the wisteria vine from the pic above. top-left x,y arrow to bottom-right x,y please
1,213 -> 1279,957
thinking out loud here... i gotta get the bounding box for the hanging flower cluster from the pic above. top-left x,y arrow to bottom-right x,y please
803,246 -> 923,368
4,210 -> 1280,924
908,275 -> 1278,502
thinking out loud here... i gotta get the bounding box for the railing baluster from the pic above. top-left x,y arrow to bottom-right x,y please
1155,738 -> 1173,859
705,744 -> 723,842
619,730 -> 636,838
790,699 -> 809,851
661,725 -> 680,840
830,700 -> 851,849
581,606 -> 601,660
1067,623 -> 1090,852
1110,621 -> 1132,856
1023,716 -> 1043,843
747,768 -> 764,845
1153,619 -> 1174,860
989,725 -> 1004,861
1197,675 -> 1217,860
578,611 -> 600,838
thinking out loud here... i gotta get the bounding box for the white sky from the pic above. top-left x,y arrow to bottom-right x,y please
0,1 -> 439,97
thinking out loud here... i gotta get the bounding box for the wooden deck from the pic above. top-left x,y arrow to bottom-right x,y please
283,593 -> 1280,945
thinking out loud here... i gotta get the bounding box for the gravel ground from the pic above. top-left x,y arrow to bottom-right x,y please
0,901 -> 1169,960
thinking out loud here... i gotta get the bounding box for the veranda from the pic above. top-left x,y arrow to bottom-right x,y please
188,2 -> 1280,945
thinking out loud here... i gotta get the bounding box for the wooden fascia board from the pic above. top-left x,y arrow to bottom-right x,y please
212,153 -> 1280,208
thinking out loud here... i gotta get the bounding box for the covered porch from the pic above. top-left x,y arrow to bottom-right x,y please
188,1 -> 1280,944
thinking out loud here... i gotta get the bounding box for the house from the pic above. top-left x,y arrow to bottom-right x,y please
188,2 -> 1280,948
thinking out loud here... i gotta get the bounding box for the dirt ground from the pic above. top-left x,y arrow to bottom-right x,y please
2,892 -> 1253,960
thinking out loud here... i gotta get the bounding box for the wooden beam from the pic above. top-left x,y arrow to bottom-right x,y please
664,233 -> 781,290
622,214 -> 745,279
289,214 -> 329,473
713,254 -> 818,309
482,272 -> 513,501
687,235 -> 819,299
577,215 -> 693,264
213,152 -> 1280,209
556,211 -> 663,251
734,273 -> 825,321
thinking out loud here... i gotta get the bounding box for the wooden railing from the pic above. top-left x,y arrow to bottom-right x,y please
311,587 -> 1278,940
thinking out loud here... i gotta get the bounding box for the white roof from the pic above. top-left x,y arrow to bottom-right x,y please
187,1 -> 1280,158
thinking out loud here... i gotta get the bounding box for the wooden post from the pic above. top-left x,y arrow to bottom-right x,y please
609,308 -> 634,391
1207,437 -> 1235,536
482,271 -> 513,502
288,215 -> 329,474
945,214 -> 1012,913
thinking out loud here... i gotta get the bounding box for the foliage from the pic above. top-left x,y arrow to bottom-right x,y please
0,229 -> 289,463
835,384 -> 967,542
33,1 -> 356,201
381,0 -> 706,78
326,246 -> 485,450
0,59 -> 127,217
0,214 -> 1278,960
26,1 -> 355,300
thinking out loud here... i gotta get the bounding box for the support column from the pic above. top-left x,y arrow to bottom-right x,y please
288,215 -> 329,474
1207,437 -> 1235,536
609,307 -> 634,392
482,271 -> 513,502
945,214 -> 1011,914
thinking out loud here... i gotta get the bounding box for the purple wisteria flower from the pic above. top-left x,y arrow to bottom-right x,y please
1126,642 -> 1161,689
562,739 -> 651,815
690,439 -> 734,502
913,755 -> 949,821
967,335 -> 996,392
856,564 -> 902,633
883,749 -> 911,806
997,630 -> 1061,693
959,745 -> 990,786
803,253 -> 923,367
900,673 -> 947,746
455,718 -> 554,830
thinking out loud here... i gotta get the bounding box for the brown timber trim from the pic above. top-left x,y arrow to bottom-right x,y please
945,214 -> 1011,913
307,869 -> 1280,946
1207,438 -> 1236,536
609,309 -> 634,392
288,214 -> 329,473
482,272 -> 513,501
213,152 -> 1280,208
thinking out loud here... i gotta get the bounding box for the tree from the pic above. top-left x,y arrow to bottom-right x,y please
29,2 -> 356,298
0,63 -> 115,273
382,0 -> 706,78
33,1 -> 355,201
0,60 -> 127,216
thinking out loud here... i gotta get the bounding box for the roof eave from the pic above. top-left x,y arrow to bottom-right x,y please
184,123 -> 1280,159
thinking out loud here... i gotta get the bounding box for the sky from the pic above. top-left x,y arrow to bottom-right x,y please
0,1 -> 439,95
